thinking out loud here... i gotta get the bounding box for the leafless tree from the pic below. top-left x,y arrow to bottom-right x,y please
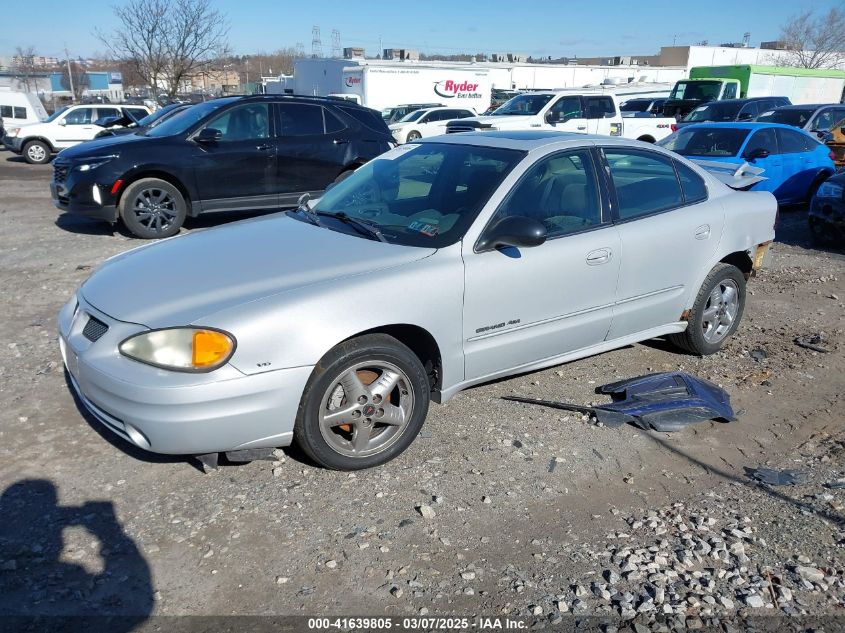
779,6 -> 845,69
11,45 -> 39,91
60,60 -> 90,101
97,0 -> 229,98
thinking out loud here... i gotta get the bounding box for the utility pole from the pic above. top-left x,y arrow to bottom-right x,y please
64,46 -> 76,102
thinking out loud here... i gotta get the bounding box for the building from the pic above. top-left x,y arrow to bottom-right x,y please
0,69 -> 123,102
343,47 -> 365,59
382,49 -> 419,61
11,55 -> 61,68
181,68 -> 240,95
656,44 -> 845,71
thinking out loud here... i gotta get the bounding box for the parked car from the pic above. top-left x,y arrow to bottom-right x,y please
93,103 -> 192,138
756,103 -> 845,138
620,97 -> 667,117
382,103 -> 442,124
658,122 -> 835,205
4,103 -> 150,164
389,107 -> 475,143
673,97 -> 791,131
447,91 -> 675,143
808,171 -> 845,245
59,131 -> 776,470
51,95 -> 394,238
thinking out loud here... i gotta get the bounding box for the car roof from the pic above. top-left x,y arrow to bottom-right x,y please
676,122 -> 814,132
420,130 -> 628,150
232,94 -> 375,111
763,103 -> 832,110
702,97 -> 789,106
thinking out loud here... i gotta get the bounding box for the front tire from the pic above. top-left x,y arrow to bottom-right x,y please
670,263 -> 746,355
293,334 -> 430,470
23,140 -> 51,164
119,178 -> 187,239
406,131 -> 421,142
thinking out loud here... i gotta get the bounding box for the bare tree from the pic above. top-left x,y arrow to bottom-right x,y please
60,60 -> 90,101
779,6 -> 845,69
11,45 -> 39,92
97,0 -> 228,98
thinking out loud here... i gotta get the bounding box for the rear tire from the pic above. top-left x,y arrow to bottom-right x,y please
669,263 -> 746,355
293,334 -> 429,470
119,178 -> 187,239
23,140 -> 51,164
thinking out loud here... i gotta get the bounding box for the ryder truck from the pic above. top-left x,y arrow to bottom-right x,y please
334,65 -> 493,115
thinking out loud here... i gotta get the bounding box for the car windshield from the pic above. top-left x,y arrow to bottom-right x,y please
658,127 -> 750,157
621,99 -> 650,112
143,99 -> 235,137
44,106 -> 69,123
669,80 -> 723,101
683,102 -> 743,122
400,110 -> 427,123
135,104 -> 184,128
310,142 -> 525,247
755,108 -> 814,127
492,94 -> 554,116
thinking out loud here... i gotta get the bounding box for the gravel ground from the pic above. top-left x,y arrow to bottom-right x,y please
0,152 -> 844,630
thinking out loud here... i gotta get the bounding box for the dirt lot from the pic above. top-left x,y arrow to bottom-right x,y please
0,151 -> 844,630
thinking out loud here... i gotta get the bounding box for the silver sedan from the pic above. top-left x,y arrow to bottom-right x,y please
59,131 -> 776,470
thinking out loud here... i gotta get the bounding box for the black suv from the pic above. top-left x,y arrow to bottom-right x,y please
673,97 -> 791,130
51,95 -> 394,238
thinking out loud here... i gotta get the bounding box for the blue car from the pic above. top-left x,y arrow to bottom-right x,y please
658,122 -> 835,204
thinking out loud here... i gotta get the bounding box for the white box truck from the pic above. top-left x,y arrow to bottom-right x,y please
337,65 -> 492,115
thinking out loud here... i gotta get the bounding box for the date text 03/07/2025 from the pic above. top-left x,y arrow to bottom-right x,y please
307,616 -> 528,630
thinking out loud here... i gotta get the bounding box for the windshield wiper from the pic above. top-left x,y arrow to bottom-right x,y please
317,211 -> 387,242
288,193 -> 322,227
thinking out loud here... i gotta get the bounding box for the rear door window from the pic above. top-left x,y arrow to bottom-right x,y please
674,161 -> 708,203
777,128 -> 817,153
277,103 -> 325,136
604,149 -> 684,220
586,97 -> 616,119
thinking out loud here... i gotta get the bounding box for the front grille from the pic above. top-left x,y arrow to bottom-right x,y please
53,163 -> 69,183
83,315 -> 109,342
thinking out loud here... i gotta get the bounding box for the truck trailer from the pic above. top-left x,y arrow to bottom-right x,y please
663,65 -> 845,119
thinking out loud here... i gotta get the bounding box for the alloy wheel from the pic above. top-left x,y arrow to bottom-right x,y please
27,144 -> 47,163
133,188 -> 177,234
701,279 -> 740,344
318,361 -> 415,458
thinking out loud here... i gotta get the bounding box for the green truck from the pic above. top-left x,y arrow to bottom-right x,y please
662,65 -> 845,119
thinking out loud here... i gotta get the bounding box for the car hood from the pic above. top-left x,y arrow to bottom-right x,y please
57,132 -> 153,159
81,214 -> 436,328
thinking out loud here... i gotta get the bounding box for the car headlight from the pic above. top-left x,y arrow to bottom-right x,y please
6,127 -> 20,137
74,155 -> 118,172
119,327 -> 236,372
816,181 -> 844,199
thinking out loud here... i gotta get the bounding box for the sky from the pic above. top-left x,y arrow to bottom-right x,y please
2,0 -> 840,61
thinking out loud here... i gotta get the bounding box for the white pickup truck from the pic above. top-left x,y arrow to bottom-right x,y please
446,91 -> 674,143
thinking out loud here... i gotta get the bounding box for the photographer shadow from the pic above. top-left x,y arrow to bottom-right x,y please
0,479 -> 153,631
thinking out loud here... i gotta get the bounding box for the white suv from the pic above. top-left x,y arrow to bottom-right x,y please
3,103 -> 150,164
388,107 -> 476,144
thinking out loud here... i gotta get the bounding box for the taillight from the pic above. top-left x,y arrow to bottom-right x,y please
829,151 -> 836,161
670,124 -> 677,133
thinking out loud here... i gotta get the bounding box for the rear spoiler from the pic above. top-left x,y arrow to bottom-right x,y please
690,159 -> 767,190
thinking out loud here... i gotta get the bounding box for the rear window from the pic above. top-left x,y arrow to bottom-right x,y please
658,127 -> 750,157
621,99 -> 650,112
338,105 -> 390,134
756,108 -> 814,127
683,102 -> 742,122
585,96 -> 615,119
675,161 -> 708,203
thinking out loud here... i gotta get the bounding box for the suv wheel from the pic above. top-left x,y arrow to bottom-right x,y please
23,140 -> 51,164
406,131 -> 422,142
119,178 -> 187,239
669,263 -> 746,355
293,334 -> 429,470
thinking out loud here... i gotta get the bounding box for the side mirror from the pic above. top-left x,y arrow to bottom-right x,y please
745,147 -> 770,161
195,127 -> 222,143
737,112 -> 754,121
57,119 -> 66,126
544,110 -> 557,124
476,215 -> 547,252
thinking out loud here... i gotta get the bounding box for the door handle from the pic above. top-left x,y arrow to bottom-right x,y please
577,126 -> 587,130
586,248 -> 611,265
333,139 -> 349,145
256,143 -> 273,151
694,224 -> 711,240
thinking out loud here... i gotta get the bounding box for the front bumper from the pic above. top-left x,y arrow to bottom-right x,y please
52,161 -> 120,222
59,294 -> 314,455
809,195 -> 845,241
